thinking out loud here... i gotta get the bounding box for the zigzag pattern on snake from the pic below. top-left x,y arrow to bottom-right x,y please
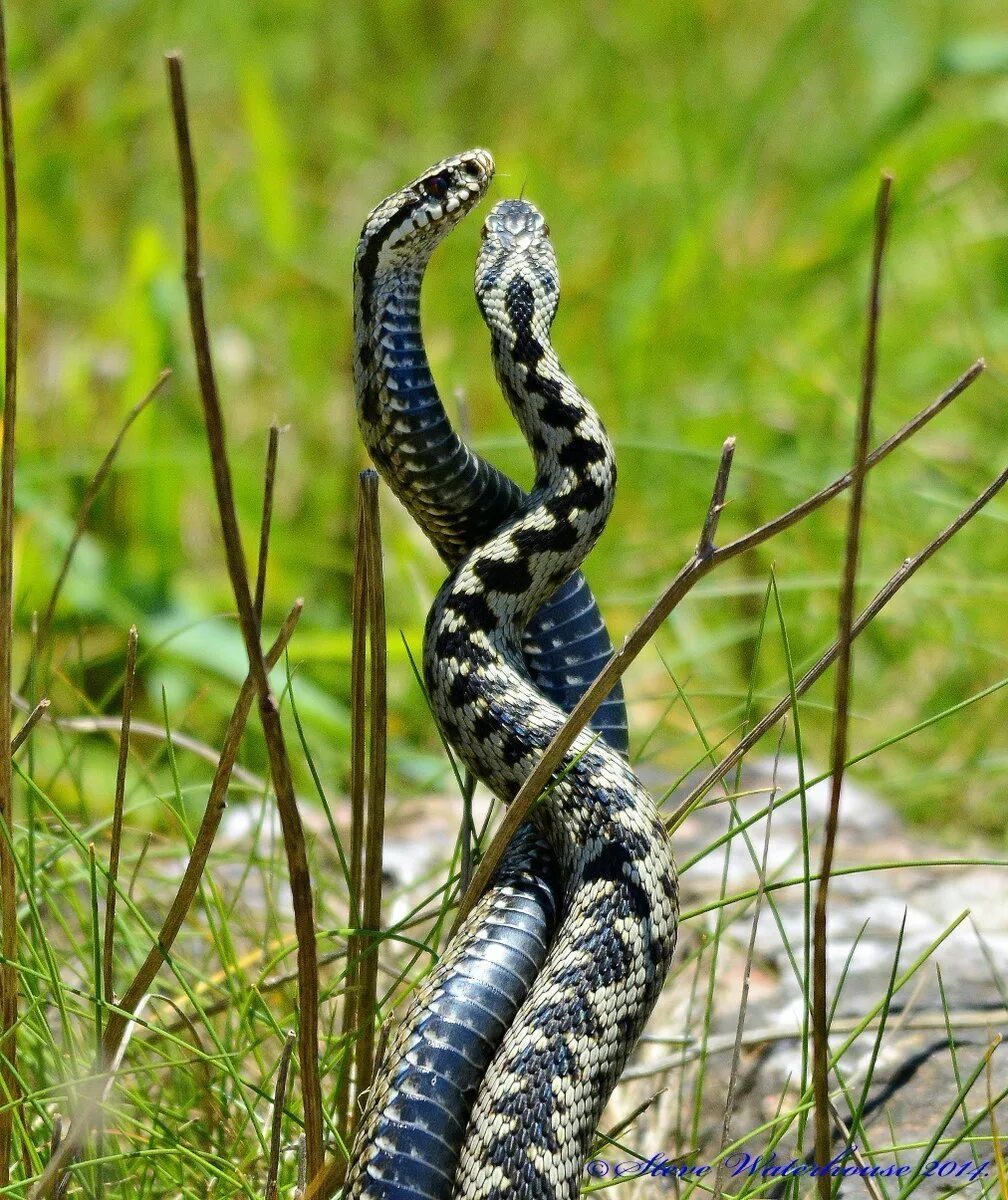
346,152 -> 677,1199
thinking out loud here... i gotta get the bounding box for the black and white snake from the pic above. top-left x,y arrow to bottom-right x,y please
346,150 -> 677,1200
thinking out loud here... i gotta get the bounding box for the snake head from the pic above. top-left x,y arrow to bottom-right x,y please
476,198 -> 561,332
357,148 -> 495,268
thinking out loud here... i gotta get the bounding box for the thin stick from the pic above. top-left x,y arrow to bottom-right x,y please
0,0 -> 18,1179
165,53 -> 324,1181
265,1031 -> 297,1200
29,601 -> 303,1200
335,474 -> 371,1148
255,423 -> 283,629
451,358 -> 984,928
698,436 -> 736,558
356,472 -> 387,1098
10,698 -> 49,755
102,626 -> 138,1015
22,371 -> 169,693
814,172 -> 892,1198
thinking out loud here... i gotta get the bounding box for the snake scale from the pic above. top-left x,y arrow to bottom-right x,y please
347,150 -> 677,1199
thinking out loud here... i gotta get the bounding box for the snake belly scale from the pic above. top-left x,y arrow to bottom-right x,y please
346,151 -> 677,1200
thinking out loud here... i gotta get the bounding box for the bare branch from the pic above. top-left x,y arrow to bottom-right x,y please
814,171 -> 893,1196
164,53 -> 324,1180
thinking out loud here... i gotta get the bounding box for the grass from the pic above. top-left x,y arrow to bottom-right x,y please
1,1 -> 1007,1197
2,0 -> 1005,831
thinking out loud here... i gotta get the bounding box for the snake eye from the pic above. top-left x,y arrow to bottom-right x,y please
426,175 -> 449,201
480,220 -> 490,238
543,223 -> 550,236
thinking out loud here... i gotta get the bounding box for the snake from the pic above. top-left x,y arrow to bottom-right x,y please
346,151 -> 677,1199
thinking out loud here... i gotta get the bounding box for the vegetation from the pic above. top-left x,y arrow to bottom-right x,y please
1,2 -> 1006,1196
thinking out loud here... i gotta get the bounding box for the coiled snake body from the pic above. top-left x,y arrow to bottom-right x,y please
347,151 -> 677,1199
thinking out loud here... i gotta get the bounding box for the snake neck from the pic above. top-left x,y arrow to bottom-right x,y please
354,259 -> 434,433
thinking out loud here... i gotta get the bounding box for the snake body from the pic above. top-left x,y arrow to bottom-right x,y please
347,153 -> 677,1199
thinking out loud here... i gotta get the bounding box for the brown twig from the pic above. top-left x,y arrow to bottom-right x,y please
102,626 -> 138,1015
698,436 -> 736,558
265,1030 -> 297,1200
356,471 -> 387,1098
452,356 -> 984,930
165,53 -> 324,1181
28,601 -> 303,1199
813,172 -> 892,1196
335,474 -> 372,1149
21,371 -> 169,694
255,423 -> 284,630
0,0 -> 18,1179
10,698 -> 48,755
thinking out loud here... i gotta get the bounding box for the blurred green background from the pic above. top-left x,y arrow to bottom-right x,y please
8,0 -> 1008,834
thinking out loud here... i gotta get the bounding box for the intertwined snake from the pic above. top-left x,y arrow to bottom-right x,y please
347,150 -> 677,1199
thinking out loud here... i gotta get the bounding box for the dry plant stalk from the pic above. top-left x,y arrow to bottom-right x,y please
255,422 -> 284,630
813,172 -> 893,1194
0,0 -> 18,1181
357,470 -> 388,1105
265,1030 -> 297,1200
10,698 -> 48,755
334,474 -> 373,1148
331,470 -> 388,1194
165,52 -> 324,1181
102,626 -> 139,1012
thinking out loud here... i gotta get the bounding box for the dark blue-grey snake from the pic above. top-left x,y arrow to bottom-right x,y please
345,149 -> 677,1200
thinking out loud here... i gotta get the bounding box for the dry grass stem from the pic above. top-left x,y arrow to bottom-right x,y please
102,626 -> 138,1015
813,171 -> 892,1196
10,698 -> 49,755
165,52 -> 323,1180
0,0 -> 18,1179
356,471 -> 387,1099
453,353 -> 984,928
255,422 -> 284,629
265,1030 -> 297,1200
334,473 -> 372,1151
698,435 -> 736,557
